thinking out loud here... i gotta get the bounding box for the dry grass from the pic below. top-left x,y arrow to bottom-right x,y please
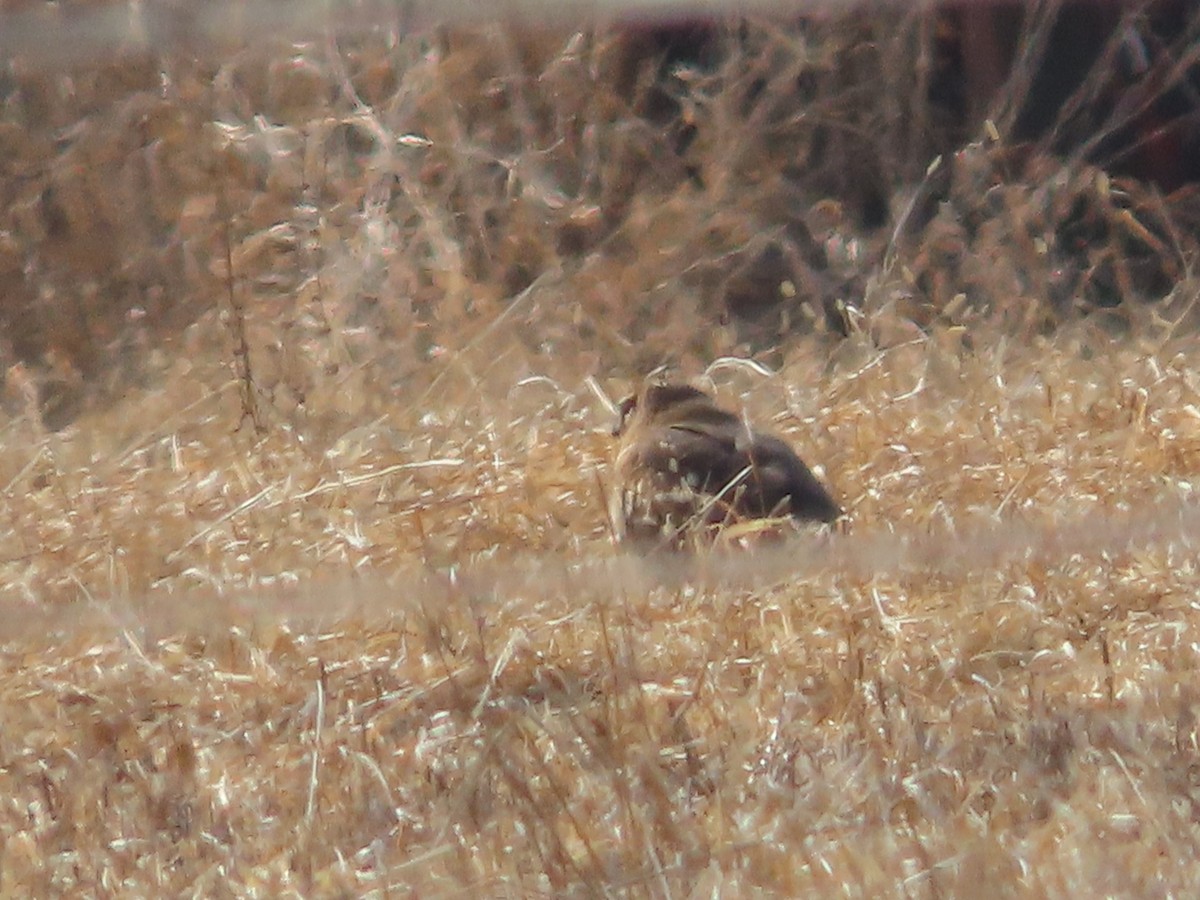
3,7 -> 1200,897
5,316 -> 1200,895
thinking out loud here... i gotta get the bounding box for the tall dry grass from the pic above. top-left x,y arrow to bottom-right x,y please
2,4 -> 1200,895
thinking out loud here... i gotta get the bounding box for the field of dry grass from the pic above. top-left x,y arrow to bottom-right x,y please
3,6 -> 1200,896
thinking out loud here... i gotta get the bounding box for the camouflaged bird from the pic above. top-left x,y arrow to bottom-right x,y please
611,382 -> 841,547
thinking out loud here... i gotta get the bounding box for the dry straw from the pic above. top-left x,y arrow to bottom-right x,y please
2,3 -> 1200,895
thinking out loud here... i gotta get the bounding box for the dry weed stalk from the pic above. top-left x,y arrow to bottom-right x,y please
218,189 -> 266,435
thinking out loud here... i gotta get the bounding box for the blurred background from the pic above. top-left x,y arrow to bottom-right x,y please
0,0 -> 1196,431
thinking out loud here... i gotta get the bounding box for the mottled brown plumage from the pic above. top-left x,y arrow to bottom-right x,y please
612,382 -> 841,546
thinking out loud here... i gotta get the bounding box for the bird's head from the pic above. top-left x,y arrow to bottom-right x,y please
612,382 -> 713,436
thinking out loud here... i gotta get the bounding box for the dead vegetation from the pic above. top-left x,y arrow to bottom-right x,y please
2,3 -> 1200,895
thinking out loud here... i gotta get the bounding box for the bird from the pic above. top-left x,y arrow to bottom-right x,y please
611,381 -> 841,547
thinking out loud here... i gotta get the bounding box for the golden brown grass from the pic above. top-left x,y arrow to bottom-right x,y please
5,310 -> 1200,895
4,8 -> 1200,897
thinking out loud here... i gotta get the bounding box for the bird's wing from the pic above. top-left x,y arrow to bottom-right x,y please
665,407 -> 744,451
649,422 -> 747,493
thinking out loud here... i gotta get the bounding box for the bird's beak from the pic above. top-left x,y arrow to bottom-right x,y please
612,395 -> 637,436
